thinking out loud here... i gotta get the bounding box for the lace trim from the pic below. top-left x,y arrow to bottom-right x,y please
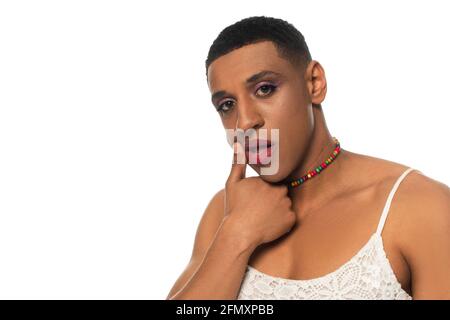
237,233 -> 412,300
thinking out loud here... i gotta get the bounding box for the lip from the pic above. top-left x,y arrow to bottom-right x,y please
244,141 -> 273,165
244,139 -> 272,152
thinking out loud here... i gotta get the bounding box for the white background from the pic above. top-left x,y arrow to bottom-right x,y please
0,1 -> 448,299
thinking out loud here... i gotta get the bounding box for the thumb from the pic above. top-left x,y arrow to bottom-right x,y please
227,142 -> 247,184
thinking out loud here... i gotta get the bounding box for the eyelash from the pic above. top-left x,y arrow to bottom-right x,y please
217,83 -> 278,115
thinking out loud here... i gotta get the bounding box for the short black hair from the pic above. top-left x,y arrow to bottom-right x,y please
205,16 -> 312,80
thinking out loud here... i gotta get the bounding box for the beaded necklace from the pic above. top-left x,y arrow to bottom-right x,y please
287,137 -> 341,189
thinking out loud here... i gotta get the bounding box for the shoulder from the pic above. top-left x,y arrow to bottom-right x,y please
196,188 -> 226,233
391,171 -> 450,298
393,170 -> 450,252
191,188 -> 226,255
391,169 -> 449,232
166,189 -> 225,299
360,156 -> 450,258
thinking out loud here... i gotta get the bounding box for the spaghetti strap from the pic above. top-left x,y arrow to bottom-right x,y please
375,167 -> 419,236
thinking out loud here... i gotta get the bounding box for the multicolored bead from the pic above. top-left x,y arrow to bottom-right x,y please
287,137 -> 341,189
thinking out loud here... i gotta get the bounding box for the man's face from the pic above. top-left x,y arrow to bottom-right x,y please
207,40 -> 316,183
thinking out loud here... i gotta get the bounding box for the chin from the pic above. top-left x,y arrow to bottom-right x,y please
253,163 -> 290,184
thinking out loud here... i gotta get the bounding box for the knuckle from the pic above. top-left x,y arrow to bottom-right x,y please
287,211 -> 296,223
282,197 -> 291,206
278,184 -> 288,194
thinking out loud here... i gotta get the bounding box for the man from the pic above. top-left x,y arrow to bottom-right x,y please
166,16 -> 450,300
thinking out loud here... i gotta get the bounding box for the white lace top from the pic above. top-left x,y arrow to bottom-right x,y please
237,167 -> 418,300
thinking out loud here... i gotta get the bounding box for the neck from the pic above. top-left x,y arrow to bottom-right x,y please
282,109 -> 354,220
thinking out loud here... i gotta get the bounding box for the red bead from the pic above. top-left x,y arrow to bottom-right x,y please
288,137 -> 341,189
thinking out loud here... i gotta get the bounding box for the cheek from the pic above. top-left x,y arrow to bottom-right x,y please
221,115 -> 237,130
270,102 -> 310,142
270,85 -> 308,120
273,108 -> 313,166
266,105 -> 310,157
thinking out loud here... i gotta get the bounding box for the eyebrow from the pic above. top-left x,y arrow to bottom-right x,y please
211,70 -> 283,104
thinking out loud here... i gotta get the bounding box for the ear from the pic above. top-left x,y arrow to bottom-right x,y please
305,60 -> 327,105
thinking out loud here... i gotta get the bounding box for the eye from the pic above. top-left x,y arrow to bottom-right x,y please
255,84 -> 277,97
217,100 -> 234,115
216,84 -> 277,116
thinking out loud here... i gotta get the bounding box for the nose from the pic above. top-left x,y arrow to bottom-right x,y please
235,100 -> 265,132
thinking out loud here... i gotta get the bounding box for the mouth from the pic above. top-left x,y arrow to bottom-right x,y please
244,139 -> 273,165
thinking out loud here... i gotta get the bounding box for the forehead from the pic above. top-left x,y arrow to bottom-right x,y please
207,40 -> 293,91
